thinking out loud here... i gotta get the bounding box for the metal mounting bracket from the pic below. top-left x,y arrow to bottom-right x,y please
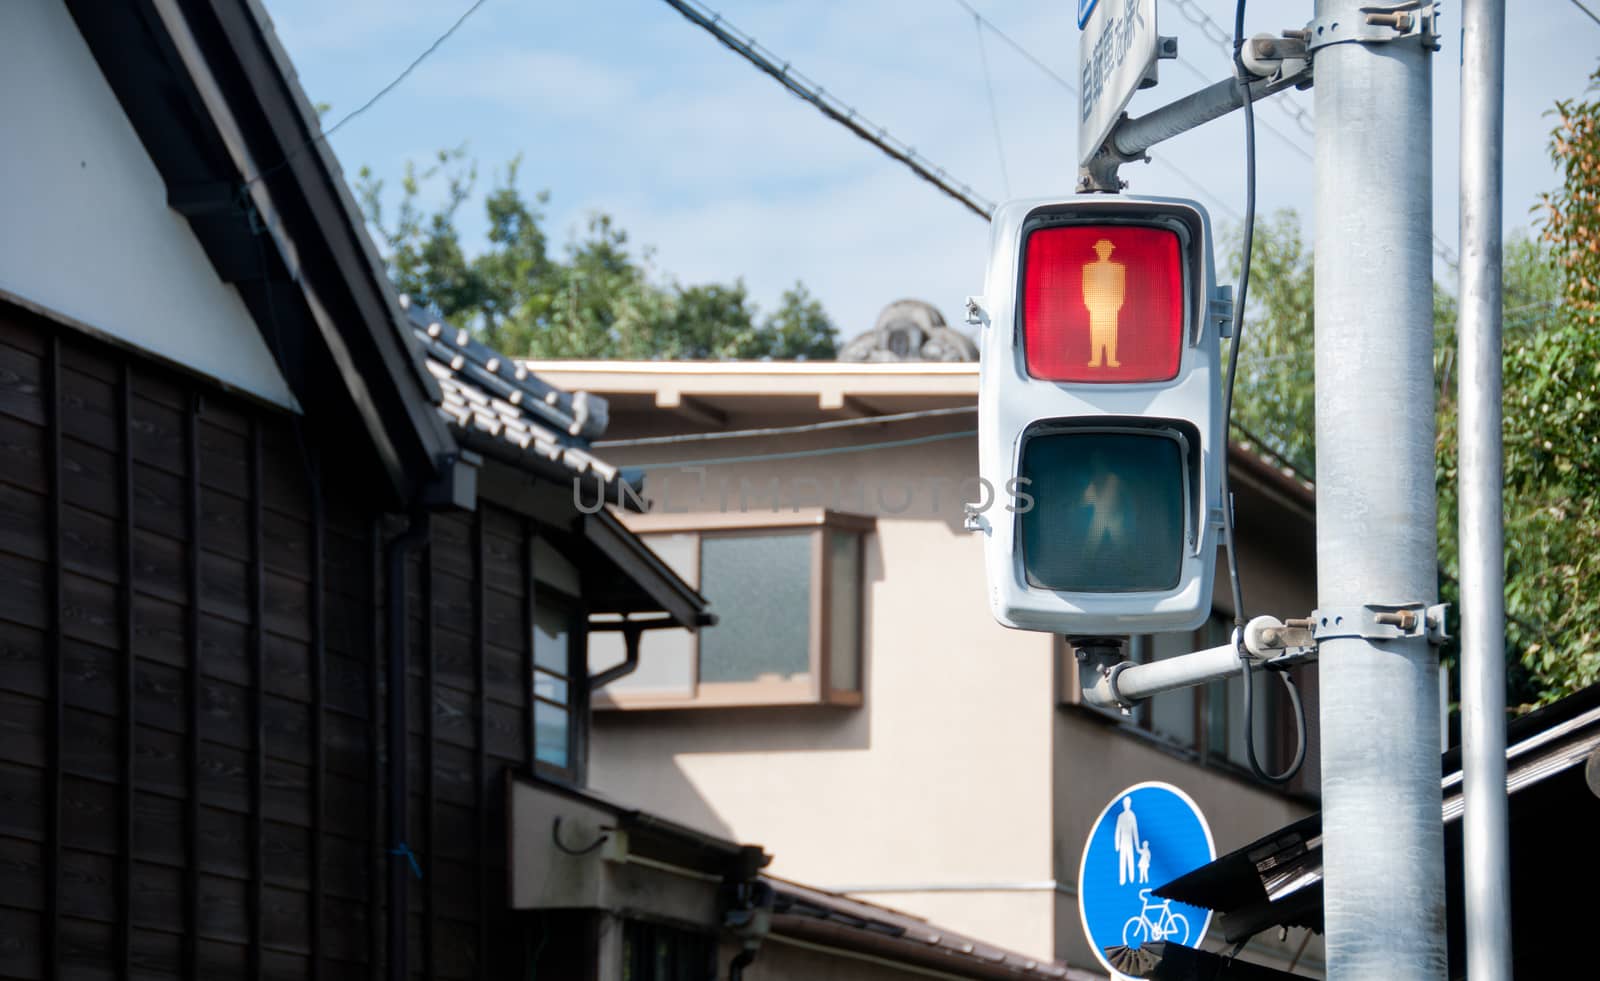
1309,601 -> 1450,645
1243,616 -> 1318,666
1210,285 -> 1235,339
1304,2 -> 1441,54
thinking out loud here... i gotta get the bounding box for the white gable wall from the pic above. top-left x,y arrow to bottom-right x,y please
0,1 -> 297,410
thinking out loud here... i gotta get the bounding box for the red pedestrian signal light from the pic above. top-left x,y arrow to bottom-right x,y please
1022,225 -> 1184,384
974,195 -> 1227,635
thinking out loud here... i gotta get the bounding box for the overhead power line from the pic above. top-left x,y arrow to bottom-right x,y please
971,12 -> 1012,197
245,0 -> 491,186
629,428 -> 978,471
951,0 -> 1243,221
951,0 -> 1078,93
596,405 -> 976,448
657,0 -> 997,219
1571,0 -> 1600,28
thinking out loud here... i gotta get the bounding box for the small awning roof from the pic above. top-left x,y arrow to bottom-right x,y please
1156,683 -> 1600,978
574,510 -> 714,628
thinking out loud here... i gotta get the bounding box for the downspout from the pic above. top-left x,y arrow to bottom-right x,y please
385,512 -> 429,981
588,614 -> 716,690
722,855 -> 773,981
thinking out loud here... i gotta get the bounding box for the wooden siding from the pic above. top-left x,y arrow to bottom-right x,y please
0,302 -> 552,980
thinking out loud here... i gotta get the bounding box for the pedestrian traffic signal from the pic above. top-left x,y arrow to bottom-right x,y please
972,196 -> 1226,635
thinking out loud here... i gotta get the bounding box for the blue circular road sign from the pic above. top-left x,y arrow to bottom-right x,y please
1077,782 -> 1215,977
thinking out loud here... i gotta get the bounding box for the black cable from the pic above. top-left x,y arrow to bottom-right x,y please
550,816 -> 608,856
1242,658 -> 1308,786
1221,0 -> 1254,636
1226,0 -> 1306,787
242,0 -> 491,187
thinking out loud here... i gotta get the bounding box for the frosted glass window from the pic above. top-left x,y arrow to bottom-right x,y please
698,533 -> 812,683
828,531 -> 862,691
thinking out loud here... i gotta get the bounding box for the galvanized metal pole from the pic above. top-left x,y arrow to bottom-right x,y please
1312,2 -> 1447,978
1458,1 -> 1513,978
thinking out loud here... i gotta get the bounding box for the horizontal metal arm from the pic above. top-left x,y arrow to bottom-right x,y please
1079,56 -> 1313,192
1112,75 -> 1275,159
1081,641 -> 1245,710
1080,616 -> 1319,711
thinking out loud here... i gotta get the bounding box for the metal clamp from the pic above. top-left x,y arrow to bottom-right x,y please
964,295 -> 989,329
1308,602 -> 1450,645
1209,285 -> 1235,339
1304,2 -> 1441,54
1243,615 -> 1318,666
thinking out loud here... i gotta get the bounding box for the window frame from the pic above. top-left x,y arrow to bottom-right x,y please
532,585 -> 587,785
593,508 -> 873,711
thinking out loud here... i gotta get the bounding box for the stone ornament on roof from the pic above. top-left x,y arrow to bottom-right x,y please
837,299 -> 979,362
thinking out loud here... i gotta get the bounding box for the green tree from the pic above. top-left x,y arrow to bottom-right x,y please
1229,62 -> 1600,708
355,150 -> 839,361
1221,211 -> 1316,476
1500,60 -> 1600,702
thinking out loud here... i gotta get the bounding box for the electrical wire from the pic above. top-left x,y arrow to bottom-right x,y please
971,11 -> 1011,198
658,0 -> 996,219
627,428 -> 977,471
243,0 -> 491,187
1226,0 -> 1306,787
952,0 -> 1077,92
1571,0 -> 1600,28
1241,659 -> 1308,786
951,0 -> 1243,222
1221,3 -> 1254,638
594,405 -> 976,448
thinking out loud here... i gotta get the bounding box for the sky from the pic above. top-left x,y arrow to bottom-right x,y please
258,0 -> 1600,341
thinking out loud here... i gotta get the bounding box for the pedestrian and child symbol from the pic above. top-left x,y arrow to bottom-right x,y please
1112,796 -> 1153,886
1078,783 -> 1215,976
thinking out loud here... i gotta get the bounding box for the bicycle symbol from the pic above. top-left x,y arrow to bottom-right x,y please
1121,889 -> 1190,948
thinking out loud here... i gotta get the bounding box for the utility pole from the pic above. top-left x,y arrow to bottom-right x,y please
1312,1 -> 1446,977
1458,0 -> 1512,978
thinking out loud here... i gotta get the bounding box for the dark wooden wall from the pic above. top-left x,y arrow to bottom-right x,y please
0,302 -> 556,980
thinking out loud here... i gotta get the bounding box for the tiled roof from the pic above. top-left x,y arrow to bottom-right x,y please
399,297 -> 638,498
766,876 -> 1098,980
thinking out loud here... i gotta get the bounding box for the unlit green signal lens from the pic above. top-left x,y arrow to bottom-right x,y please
1019,431 -> 1185,593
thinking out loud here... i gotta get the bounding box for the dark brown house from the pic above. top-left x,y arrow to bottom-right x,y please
0,2 -> 710,978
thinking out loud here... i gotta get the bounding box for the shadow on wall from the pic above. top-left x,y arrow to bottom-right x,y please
585,537 -> 884,836
588,702 -> 876,843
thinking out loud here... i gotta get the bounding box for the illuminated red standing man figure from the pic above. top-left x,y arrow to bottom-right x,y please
1082,238 -> 1126,368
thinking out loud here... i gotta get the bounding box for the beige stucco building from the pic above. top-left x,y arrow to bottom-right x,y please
533,360 -> 1325,977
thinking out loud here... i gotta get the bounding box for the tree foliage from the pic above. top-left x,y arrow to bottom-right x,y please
356,149 -> 838,360
1229,61 -> 1600,707
1499,61 -> 1600,702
